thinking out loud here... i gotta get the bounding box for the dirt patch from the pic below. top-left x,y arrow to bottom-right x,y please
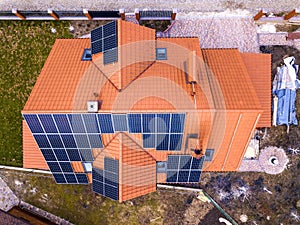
183,197 -> 214,224
199,207 -> 224,225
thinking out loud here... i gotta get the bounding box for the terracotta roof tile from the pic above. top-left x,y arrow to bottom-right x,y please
202,49 -> 262,110
71,162 -> 85,173
23,39 -> 91,113
241,53 -> 272,127
22,121 -> 48,170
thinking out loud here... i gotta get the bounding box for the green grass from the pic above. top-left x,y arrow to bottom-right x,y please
0,21 -> 73,166
2,171 -> 192,225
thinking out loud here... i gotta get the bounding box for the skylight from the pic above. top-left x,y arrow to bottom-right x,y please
82,48 -> 92,61
156,48 -> 167,60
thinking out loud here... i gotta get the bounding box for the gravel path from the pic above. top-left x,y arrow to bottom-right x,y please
169,17 -> 259,52
0,0 -> 299,14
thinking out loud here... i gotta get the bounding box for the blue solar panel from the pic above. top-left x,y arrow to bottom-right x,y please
156,114 -> 170,133
170,114 -> 185,133
82,114 -> 100,133
167,155 -> 179,170
179,156 -> 192,170
97,114 -> 114,133
103,36 -> 117,51
47,135 -> 64,148
64,173 -> 77,183
143,133 -> 155,148
91,26 -> 102,42
142,114 -> 155,133
61,134 -> 77,148
92,180 -> 104,195
112,114 -> 128,131
103,48 -> 118,65
40,149 -> 57,161
166,156 -> 204,183
66,149 -> 81,161
53,114 -> 72,133
24,114 -> 44,133
34,135 -> 51,148
53,149 -> 69,161
68,114 -> 86,133
178,171 -> 189,182
191,157 -> 204,169
74,134 -> 90,148
92,168 -> 104,182
156,134 -> 169,150
91,40 -> 103,54
128,114 -> 142,133
79,149 -> 94,161
104,171 -> 118,187
76,173 -> 88,184
104,184 -> 118,200
91,21 -> 117,55
104,158 -> 118,173
103,21 -> 116,37
189,171 -> 201,182
166,170 -> 177,182
59,162 -> 73,172
48,162 -> 61,172
88,134 -> 103,148
169,134 -> 183,151
38,114 -> 58,133
53,173 -> 66,183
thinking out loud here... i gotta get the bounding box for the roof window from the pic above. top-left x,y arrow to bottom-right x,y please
156,48 -> 167,60
82,48 -> 92,61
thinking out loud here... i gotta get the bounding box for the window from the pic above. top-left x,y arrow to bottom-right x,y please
156,48 -> 167,60
205,149 -> 215,161
156,161 -> 167,173
82,48 -> 92,61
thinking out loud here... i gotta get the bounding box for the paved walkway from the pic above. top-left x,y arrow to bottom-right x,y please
0,0 -> 299,13
0,177 -> 19,212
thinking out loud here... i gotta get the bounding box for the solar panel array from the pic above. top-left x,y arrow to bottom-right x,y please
24,112 -> 186,184
90,21 -> 118,64
24,114 -> 102,184
92,158 -> 119,200
166,155 -> 205,183
140,11 -> 172,18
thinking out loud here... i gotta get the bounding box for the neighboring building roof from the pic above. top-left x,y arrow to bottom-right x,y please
23,121 -> 48,170
0,209 -> 30,225
241,53 -> 272,127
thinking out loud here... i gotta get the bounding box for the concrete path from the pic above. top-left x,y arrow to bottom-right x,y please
0,177 -> 19,212
0,0 -> 299,13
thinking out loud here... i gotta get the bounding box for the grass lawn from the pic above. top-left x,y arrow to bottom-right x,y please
0,21 -> 73,166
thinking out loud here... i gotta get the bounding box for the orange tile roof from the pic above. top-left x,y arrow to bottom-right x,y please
241,53 -> 272,127
23,39 -> 91,113
201,49 -> 262,110
71,162 -> 85,173
22,121 -> 48,170
93,133 -> 156,202
22,21 -> 272,185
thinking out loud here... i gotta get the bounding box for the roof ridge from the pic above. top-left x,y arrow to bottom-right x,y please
119,132 -> 157,162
